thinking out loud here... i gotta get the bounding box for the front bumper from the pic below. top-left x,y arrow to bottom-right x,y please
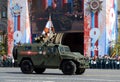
78,59 -> 90,68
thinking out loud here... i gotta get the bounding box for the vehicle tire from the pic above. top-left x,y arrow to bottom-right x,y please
76,68 -> 85,75
34,68 -> 46,74
61,61 -> 76,75
20,60 -> 33,74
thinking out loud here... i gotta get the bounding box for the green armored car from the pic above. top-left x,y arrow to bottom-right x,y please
13,40 -> 89,75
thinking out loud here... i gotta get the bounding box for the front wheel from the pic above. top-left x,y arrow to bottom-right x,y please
20,60 -> 33,74
61,61 -> 76,75
76,68 -> 85,75
34,68 -> 46,74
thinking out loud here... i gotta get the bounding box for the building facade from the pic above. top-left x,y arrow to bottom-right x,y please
7,0 -> 119,58
84,0 -> 118,57
0,0 -> 7,33
0,0 -> 8,56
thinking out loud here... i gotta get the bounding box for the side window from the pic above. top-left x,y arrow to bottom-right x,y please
25,46 -> 31,51
37,47 -> 42,51
47,47 -> 55,54
47,47 -> 51,53
53,47 -> 57,53
51,47 -> 54,53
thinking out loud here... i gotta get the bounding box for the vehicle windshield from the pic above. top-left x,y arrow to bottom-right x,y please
59,46 -> 71,53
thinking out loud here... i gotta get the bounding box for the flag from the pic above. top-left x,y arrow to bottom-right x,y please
42,15 -> 55,39
8,0 -> 31,57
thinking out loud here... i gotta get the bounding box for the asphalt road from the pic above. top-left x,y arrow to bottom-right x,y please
0,68 -> 120,82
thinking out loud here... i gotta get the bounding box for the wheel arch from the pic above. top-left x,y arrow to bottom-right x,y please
59,59 -> 79,69
19,57 -> 33,67
13,46 -> 18,60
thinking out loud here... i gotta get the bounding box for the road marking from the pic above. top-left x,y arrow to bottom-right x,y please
43,81 -> 55,82
0,76 -> 120,82
83,74 -> 120,77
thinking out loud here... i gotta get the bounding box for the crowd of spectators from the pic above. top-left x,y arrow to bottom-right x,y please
0,55 -> 13,67
89,55 -> 120,69
0,54 -> 120,69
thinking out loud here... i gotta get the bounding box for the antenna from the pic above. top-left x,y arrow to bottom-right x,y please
49,13 -> 51,21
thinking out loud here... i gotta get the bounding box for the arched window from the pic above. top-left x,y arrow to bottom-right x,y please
1,6 -> 7,18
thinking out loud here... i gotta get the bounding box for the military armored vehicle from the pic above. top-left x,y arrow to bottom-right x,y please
13,34 -> 89,75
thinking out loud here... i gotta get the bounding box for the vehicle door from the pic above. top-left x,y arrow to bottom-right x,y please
32,46 -> 46,65
45,46 -> 61,67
